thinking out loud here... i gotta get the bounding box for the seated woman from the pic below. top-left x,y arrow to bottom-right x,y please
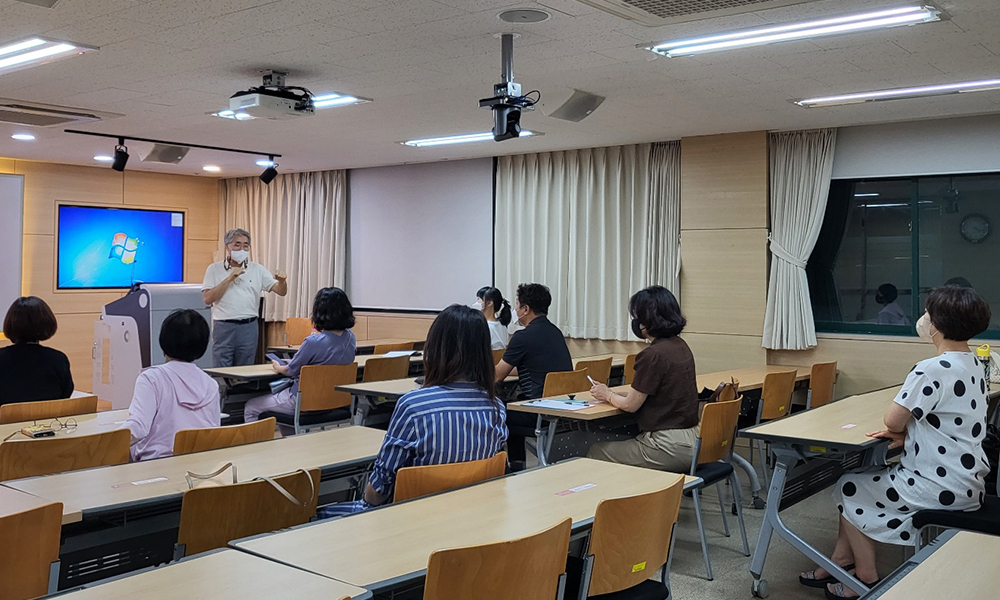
243,287 -> 357,423
0,296 -> 74,407
802,285 -> 992,599
475,286 -> 512,350
587,286 -> 699,473
319,304 -> 508,517
124,310 -> 221,461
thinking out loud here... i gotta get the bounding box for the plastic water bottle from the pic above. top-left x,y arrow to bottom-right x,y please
977,344 -> 991,392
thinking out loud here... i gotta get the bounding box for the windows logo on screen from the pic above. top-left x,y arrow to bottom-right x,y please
109,233 -> 140,265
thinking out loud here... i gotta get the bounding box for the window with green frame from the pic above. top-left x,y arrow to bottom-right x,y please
808,172 -> 999,339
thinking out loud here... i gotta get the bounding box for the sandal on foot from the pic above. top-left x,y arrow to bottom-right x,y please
799,564 -> 855,588
824,579 -> 879,600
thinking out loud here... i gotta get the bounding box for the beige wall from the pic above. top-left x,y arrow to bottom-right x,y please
0,159 -> 220,392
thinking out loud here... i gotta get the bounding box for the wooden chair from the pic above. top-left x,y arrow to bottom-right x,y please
176,468 -> 320,558
261,364 -> 357,435
0,501 -> 62,600
807,362 -> 838,409
423,518 -> 572,600
574,357 -> 613,386
0,429 -> 130,482
492,348 -> 506,365
373,341 -> 414,354
0,395 -> 99,424
623,354 -> 637,386
751,369 -> 798,482
394,452 -> 508,503
687,397 -> 750,580
362,355 -> 411,382
572,478 -> 685,599
173,417 -> 277,455
284,317 -> 313,346
541,369 -> 591,397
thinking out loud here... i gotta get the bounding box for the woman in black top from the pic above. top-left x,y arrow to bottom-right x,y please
0,296 -> 74,407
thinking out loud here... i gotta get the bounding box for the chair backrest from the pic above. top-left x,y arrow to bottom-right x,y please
541,369 -> 591,397
373,341 -> 414,354
284,318 -> 313,346
695,397 -> 743,466
574,357 -> 613,385
623,354 -> 637,385
177,468 -> 320,557
362,355 -> 410,383
394,452 -> 508,503
808,362 -> 838,409
424,518 -> 572,600
586,478 -> 684,596
0,395 -> 99,425
758,370 -> 798,421
492,348 -> 506,365
0,501 -> 62,600
299,363 -> 358,412
173,417 -> 276,456
0,429 -> 130,482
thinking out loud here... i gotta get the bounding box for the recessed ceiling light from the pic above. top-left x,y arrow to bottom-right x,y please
644,5 -> 942,57
794,77 -> 1000,107
11,133 -> 35,140
202,165 -> 221,172
403,130 -> 538,148
0,36 -> 96,75
498,9 -> 550,24
311,92 -> 371,108
255,159 -> 275,167
94,155 -> 114,162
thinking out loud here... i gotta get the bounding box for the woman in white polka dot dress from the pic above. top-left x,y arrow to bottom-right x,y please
800,286 -> 992,599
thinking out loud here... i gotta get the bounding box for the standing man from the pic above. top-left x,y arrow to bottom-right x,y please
202,228 -> 287,367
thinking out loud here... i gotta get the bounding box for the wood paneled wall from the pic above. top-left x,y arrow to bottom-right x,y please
0,160 -> 220,391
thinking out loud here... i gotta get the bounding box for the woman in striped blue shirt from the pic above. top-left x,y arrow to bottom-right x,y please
319,304 -> 509,517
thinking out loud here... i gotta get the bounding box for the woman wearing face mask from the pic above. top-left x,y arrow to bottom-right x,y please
800,286 -> 992,599
201,228 -> 288,367
586,286 -> 699,473
474,286 -> 513,350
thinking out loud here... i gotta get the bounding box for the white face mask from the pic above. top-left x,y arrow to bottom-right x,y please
230,249 -> 249,264
915,312 -> 938,341
471,299 -> 484,311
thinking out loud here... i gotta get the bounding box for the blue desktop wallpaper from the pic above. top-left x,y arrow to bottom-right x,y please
57,205 -> 185,289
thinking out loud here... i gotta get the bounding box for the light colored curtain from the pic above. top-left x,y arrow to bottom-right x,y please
497,143 -> 681,340
647,141 -> 682,295
763,129 -> 837,350
222,170 -> 347,322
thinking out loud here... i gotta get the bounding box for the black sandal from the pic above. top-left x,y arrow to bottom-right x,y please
799,564 -> 855,588
824,579 -> 879,600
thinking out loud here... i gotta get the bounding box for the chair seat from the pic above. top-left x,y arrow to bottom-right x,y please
693,461 -> 735,487
912,494 -> 1000,535
260,407 -> 352,427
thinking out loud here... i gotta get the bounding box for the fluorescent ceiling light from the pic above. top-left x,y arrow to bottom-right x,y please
203,165 -> 221,172
854,193 -> 880,197
212,109 -> 254,120
255,159 -> 275,167
312,92 -> 371,108
0,37 -> 95,75
11,133 -> 35,140
795,78 -> 1000,107
403,130 -> 538,148
94,155 -> 114,162
645,5 -> 941,57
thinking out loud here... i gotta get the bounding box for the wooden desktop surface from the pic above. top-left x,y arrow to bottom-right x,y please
235,458 -> 686,588
742,385 -> 901,447
52,549 -> 370,600
336,373 -> 519,399
269,337 -> 421,354
0,485 -> 81,525
875,532 -> 1000,600
0,409 -> 129,442
206,353 -> 423,381
4,426 -> 385,517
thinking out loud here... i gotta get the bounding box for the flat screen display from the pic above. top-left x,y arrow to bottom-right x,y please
57,205 -> 185,289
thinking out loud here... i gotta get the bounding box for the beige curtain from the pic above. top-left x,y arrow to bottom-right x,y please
648,141 -> 682,295
221,170 -> 347,321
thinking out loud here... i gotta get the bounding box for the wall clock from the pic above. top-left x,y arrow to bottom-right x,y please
960,213 -> 990,244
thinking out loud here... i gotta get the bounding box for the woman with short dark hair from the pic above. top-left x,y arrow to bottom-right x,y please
243,287 -> 357,423
0,296 -> 74,407
587,286 -> 700,473
802,286 -> 992,598
318,304 -> 508,517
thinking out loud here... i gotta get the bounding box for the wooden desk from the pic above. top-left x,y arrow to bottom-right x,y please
743,385 -> 901,598
53,549 -> 371,600
0,409 -> 129,442
234,458 -> 687,593
860,531 -> 1000,600
206,353 -> 424,385
269,337 -> 424,357
0,485 -> 81,525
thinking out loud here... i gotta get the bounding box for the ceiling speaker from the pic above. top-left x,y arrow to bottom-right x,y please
142,144 -> 190,164
540,89 -> 606,122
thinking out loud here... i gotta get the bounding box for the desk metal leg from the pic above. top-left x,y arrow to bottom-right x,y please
533,417 -> 560,466
748,450 -> 870,598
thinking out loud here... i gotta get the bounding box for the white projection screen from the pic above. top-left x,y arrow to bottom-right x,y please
347,158 -> 494,311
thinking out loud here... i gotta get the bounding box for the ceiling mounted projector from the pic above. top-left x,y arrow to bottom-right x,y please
229,70 -> 315,120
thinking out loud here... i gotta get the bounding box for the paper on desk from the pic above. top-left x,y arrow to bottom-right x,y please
383,350 -> 419,358
526,399 -> 595,411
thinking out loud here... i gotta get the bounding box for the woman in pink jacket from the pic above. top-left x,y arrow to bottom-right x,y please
124,309 -> 220,461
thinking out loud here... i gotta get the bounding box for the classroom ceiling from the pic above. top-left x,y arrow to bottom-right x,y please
0,0 -> 998,177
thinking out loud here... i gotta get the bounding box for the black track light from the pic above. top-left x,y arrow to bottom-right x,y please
112,138 -> 129,172
260,155 -> 278,184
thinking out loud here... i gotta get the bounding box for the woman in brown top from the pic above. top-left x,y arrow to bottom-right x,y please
587,286 -> 700,473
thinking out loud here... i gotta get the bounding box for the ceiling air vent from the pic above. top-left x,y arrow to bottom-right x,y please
0,98 -> 122,127
573,0 -> 819,26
